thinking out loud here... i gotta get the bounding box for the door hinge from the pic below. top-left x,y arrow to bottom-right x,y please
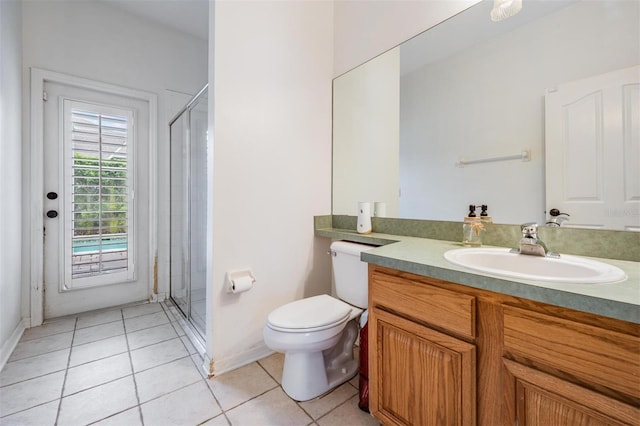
42,90 -> 48,101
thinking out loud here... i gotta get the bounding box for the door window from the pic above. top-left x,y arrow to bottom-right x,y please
64,100 -> 135,289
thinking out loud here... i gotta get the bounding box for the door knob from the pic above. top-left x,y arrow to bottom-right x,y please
46,192 -> 58,200
46,210 -> 58,218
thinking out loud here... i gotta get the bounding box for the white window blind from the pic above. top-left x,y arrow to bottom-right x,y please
64,100 -> 135,288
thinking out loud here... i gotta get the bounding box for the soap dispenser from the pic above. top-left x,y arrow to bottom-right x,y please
462,204 -> 484,247
357,202 -> 372,234
480,204 -> 492,224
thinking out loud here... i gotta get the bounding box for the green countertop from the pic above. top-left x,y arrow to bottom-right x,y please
316,227 -> 640,324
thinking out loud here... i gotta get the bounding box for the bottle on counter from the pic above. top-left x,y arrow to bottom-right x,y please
462,204 -> 485,247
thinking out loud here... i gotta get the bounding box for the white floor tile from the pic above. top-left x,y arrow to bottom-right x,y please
190,354 -> 207,378
76,309 -> 122,329
69,334 -> 128,367
129,338 -> 189,373
258,352 -> 285,384
126,323 -> 178,351
160,304 -> 177,322
317,395 -> 379,426
225,387 -> 312,426
140,381 -> 221,426
63,352 -> 132,396
298,382 -> 358,420
122,303 -> 163,319
201,413 -> 231,425
73,321 -> 124,346
170,320 -> 186,337
164,305 -> 182,323
20,317 -> 76,342
0,371 -> 65,417
207,362 -> 278,411
179,335 -> 197,355
92,407 -> 142,426
135,356 -> 202,403
124,312 -> 169,333
0,348 -> 69,387
0,302 -> 378,426
57,376 -> 138,426
0,400 -> 59,426
9,332 -> 73,362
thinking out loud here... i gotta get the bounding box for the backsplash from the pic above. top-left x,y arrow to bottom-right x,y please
317,215 -> 639,262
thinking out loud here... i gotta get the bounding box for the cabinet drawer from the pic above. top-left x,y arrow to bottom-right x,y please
370,269 -> 476,339
503,305 -> 640,399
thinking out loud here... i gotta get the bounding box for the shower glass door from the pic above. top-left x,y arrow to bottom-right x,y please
170,86 -> 208,338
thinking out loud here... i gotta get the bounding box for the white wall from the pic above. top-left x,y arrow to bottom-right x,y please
333,48 -> 400,217
0,0 -> 24,368
399,0 -> 639,224
333,0 -> 479,77
208,0 -> 334,373
21,1 -> 208,314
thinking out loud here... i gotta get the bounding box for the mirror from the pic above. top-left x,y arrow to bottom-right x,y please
332,0 -> 639,229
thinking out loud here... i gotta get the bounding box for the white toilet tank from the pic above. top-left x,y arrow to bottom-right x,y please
330,241 -> 375,309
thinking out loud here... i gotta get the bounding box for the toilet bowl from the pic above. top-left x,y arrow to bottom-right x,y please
263,241 -> 373,401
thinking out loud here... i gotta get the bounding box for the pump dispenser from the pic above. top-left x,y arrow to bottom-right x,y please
463,204 -> 484,246
480,204 -> 492,224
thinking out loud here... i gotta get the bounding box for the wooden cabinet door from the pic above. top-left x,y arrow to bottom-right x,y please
502,359 -> 640,426
369,307 -> 476,426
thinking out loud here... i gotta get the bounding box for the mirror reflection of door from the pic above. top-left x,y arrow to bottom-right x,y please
545,65 -> 640,231
42,80 -> 151,319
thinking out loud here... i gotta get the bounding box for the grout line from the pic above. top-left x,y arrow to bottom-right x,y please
85,406 -> 137,426
54,316 -> 78,426
218,383 -> 281,414
138,378 -> 207,406
0,398 -> 59,421
121,308 -> 145,426
130,352 -> 191,376
75,318 -> 123,331
19,327 -> 76,343
0,356 -> 69,389
5,332 -> 75,364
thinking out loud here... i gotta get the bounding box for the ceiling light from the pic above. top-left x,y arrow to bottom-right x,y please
490,0 -> 522,22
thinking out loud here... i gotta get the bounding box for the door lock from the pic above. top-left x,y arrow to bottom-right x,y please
46,192 -> 58,200
46,210 -> 58,218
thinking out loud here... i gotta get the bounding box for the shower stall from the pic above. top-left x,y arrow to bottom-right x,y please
169,85 -> 208,339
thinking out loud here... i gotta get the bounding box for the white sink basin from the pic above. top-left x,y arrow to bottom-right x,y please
444,247 -> 627,284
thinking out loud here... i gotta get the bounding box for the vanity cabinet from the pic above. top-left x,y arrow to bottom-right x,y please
368,265 -> 640,426
368,266 -> 477,425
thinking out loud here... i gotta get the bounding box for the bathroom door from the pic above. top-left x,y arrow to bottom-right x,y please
42,80 -> 151,318
545,65 -> 640,230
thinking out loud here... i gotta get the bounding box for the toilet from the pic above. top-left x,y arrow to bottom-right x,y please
263,241 -> 373,401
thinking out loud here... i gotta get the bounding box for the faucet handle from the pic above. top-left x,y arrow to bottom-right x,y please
521,222 -> 538,238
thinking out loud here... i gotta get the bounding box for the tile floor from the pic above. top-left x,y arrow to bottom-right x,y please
0,302 -> 379,426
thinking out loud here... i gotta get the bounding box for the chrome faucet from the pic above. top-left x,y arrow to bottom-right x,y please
545,208 -> 570,227
516,223 -> 559,258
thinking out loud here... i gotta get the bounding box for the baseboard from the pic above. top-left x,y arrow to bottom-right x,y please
210,343 -> 273,377
149,292 -> 168,303
0,319 -> 26,372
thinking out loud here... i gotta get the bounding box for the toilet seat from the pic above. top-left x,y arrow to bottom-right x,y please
266,294 -> 353,333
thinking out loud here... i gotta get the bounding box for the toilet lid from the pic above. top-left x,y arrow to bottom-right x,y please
267,294 -> 352,331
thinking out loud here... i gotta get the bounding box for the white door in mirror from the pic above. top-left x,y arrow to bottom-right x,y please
545,65 -> 640,231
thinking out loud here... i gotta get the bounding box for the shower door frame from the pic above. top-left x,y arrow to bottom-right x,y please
169,84 -> 208,340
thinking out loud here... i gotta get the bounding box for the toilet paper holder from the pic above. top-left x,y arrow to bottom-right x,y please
226,269 -> 256,294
